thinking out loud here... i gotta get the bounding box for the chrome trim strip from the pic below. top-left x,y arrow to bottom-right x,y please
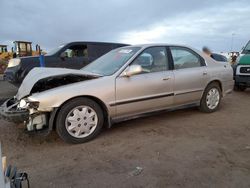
110,93 -> 174,106
174,89 -> 203,96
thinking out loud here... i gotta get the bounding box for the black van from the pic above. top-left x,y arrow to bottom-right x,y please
4,41 -> 128,86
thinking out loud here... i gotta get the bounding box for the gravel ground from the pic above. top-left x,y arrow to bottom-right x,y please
0,81 -> 250,188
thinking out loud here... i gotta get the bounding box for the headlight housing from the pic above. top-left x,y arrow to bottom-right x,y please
18,99 -> 40,109
19,99 -> 28,108
7,58 -> 21,68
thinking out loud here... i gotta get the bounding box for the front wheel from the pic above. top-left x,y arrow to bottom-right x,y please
56,97 -> 104,144
199,83 -> 222,113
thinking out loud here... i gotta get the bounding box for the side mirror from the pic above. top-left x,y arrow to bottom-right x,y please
122,65 -> 143,77
60,52 -> 67,59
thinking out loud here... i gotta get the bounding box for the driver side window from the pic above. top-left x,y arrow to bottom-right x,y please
62,45 -> 88,58
131,47 -> 169,73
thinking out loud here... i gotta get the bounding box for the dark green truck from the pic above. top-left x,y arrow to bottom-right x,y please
234,40 -> 250,91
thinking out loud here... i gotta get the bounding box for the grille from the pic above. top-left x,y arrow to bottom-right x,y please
240,67 -> 250,74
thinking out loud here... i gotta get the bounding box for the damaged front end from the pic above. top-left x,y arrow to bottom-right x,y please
0,67 -> 100,134
0,97 -> 50,133
0,98 -> 29,123
18,98 -> 50,132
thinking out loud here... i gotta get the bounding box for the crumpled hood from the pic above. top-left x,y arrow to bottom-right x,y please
16,67 -> 99,100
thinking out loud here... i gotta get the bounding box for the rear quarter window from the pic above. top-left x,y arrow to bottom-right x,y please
212,54 -> 228,62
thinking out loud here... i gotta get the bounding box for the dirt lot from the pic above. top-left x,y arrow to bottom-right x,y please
0,81 -> 250,188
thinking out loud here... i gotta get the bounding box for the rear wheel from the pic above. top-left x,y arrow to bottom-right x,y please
199,83 -> 222,113
56,97 -> 104,144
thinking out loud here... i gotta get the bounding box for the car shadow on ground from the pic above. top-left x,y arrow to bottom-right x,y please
30,106 -> 211,145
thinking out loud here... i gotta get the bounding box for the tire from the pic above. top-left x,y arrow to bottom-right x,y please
56,97 -> 104,144
199,83 -> 222,113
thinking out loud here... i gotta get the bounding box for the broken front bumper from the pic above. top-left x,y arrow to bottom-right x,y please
0,98 -> 56,135
0,98 -> 29,123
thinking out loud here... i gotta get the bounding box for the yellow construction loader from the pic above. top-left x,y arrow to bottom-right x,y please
0,45 -> 11,74
0,41 -> 44,74
12,41 -> 42,57
0,45 -> 12,60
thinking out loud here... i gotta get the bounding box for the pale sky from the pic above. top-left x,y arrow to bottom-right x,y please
1,0 -> 249,52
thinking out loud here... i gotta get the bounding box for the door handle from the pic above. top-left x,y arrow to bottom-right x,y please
203,72 -> 207,76
163,76 -> 171,81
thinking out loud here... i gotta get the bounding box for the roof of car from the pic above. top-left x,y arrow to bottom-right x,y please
66,41 -> 129,46
124,43 -> 193,48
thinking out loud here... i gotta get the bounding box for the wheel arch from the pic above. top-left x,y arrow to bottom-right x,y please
49,95 -> 111,131
201,79 -> 223,99
207,80 -> 223,92
199,79 -> 223,113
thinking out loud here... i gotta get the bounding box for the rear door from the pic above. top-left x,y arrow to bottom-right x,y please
169,46 -> 207,105
115,46 -> 174,117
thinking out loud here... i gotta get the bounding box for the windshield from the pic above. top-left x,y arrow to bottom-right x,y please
242,41 -> 250,54
46,44 -> 65,56
82,47 -> 141,76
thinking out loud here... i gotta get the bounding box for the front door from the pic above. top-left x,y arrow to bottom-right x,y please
115,46 -> 174,118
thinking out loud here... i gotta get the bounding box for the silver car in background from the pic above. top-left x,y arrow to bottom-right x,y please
0,44 -> 233,143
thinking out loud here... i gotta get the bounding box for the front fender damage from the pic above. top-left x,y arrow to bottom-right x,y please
1,69 -> 99,134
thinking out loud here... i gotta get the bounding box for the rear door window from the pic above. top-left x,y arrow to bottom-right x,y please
170,47 -> 203,69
